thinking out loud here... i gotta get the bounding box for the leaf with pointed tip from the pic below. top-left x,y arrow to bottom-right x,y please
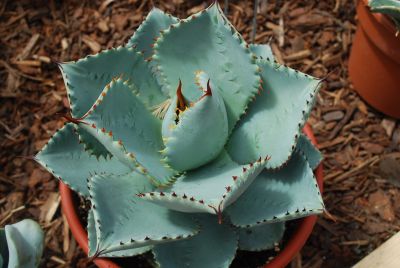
296,134 -> 322,170
227,59 -> 322,168
87,209 -> 152,258
35,123 -> 130,197
60,46 -> 165,119
153,214 -> 237,268
88,172 -> 198,257
139,151 -> 268,215
236,222 -> 285,251
0,229 -> 8,267
226,151 -> 324,227
126,8 -> 179,59
153,3 -> 261,132
80,78 -> 178,186
249,44 -> 274,60
4,219 -> 44,268
161,77 -> 229,171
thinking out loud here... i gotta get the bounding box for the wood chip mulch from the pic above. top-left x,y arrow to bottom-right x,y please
1,0 -> 399,267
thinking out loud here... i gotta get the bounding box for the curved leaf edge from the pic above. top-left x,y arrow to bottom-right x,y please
151,2 -> 263,134
137,155 -> 270,215
152,215 -> 239,268
78,77 -> 180,187
34,124 -> 88,197
230,150 -> 325,228
59,46 -> 160,118
87,174 -> 201,256
259,58 -> 323,170
126,7 -> 180,50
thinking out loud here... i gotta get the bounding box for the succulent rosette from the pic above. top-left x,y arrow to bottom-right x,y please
36,3 -> 324,267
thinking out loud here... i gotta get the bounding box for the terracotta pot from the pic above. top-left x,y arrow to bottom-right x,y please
348,0 -> 400,118
60,124 -> 324,268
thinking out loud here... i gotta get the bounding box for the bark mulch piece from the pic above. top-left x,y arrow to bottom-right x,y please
1,0 -> 399,267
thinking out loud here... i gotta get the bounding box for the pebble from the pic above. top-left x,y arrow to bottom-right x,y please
323,110 -> 344,122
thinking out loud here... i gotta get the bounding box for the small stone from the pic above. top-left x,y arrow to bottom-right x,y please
368,190 -> 395,222
392,127 -> 400,147
379,157 -> 400,187
381,118 -> 396,138
322,110 -> 344,122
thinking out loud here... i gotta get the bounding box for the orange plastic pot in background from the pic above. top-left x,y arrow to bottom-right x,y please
348,0 -> 400,118
60,124 -> 324,268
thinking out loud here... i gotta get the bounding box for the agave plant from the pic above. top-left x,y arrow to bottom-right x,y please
36,3 -> 324,267
369,0 -> 400,32
0,219 -> 44,268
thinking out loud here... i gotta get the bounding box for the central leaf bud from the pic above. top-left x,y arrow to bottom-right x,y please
161,74 -> 229,172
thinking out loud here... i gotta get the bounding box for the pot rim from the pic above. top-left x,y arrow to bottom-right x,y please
361,0 -> 397,33
60,124 -> 324,268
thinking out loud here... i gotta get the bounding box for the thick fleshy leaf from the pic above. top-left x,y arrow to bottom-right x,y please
79,78 -> 178,186
60,46 -> 165,118
126,8 -> 179,59
236,222 -> 285,251
153,3 -> 261,132
161,77 -> 229,171
226,151 -> 324,227
87,209 -> 152,258
35,123 -> 130,197
296,134 -> 322,170
139,151 -> 268,216
0,229 -> 8,267
227,59 -> 322,168
89,172 -> 199,257
250,44 -> 274,59
153,214 -> 237,268
5,219 -> 44,268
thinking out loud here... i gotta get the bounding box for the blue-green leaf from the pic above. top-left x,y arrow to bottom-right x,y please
236,222 -> 285,251
126,8 -> 179,59
296,134 -> 322,170
249,44 -> 274,60
139,151 -> 268,215
153,3 -> 261,132
60,46 -> 165,118
87,209 -> 152,258
74,125 -> 111,160
35,123 -> 130,197
5,219 -> 44,268
161,76 -> 229,171
226,151 -> 324,227
227,59 -> 322,168
88,172 -> 199,257
153,214 -> 237,268
79,78 -> 178,186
